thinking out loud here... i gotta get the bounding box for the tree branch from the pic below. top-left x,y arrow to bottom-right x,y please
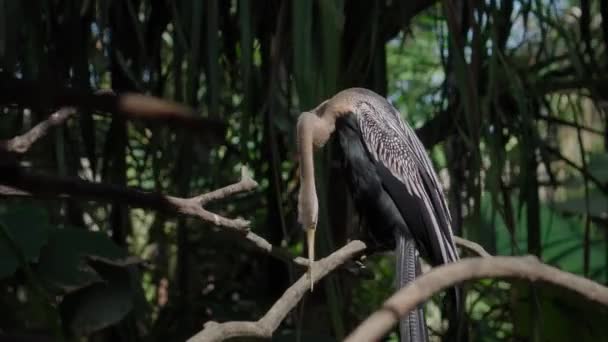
453,236 -> 491,257
187,240 -> 367,342
185,237 -> 489,341
0,107 -> 76,153
0,165 -> 307,267
345,255 -> 608,342
537,114 -> 605,135
542,144 -> 608,194
0,73 -> 226,144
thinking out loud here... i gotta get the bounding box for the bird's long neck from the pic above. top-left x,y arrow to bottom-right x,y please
297,111 -> 337,187
297,113 -> 318,198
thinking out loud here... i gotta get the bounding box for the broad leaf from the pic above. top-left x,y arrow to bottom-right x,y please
37,228 -> 138,293
60,259 -> 134,336
0,205 -> 51,278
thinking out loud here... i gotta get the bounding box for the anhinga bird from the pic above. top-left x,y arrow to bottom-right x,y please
297,88 -> 460,341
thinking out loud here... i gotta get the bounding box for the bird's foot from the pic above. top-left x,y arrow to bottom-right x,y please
341,255 -> 374,279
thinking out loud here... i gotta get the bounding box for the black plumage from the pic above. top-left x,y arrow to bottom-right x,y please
336,114 -> 429,341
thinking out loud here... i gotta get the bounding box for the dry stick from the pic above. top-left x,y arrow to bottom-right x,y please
0,107 -> 76,153
0,165 -> 308,267
345,255 -> 608,342
187,240 -> 367,342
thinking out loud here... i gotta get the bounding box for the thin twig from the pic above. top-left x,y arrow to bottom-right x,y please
345,255 -> 608,342
542,144 -> 608,193
537,114 -> 604,135
0,107 -> 76,153
454,236 -> 491,257
194,167 -> 257,205
187,240 -> 367,342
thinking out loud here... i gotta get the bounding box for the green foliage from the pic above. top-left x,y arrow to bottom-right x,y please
511,282 -> 608,341
0,205 -> 51,279
0,205 -> 141,337
37,227 -> 135,293
60,260 -> 136,336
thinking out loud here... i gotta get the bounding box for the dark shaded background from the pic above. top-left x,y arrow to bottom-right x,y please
0,0 -> 607,341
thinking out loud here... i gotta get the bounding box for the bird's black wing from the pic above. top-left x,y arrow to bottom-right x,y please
355,99 -> 458,267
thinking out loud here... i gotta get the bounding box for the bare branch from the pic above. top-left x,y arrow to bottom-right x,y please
0,73 -> 227,144
0,107 -> 76,153
537,114 -> 605,135
345,255 -> 608,342
453,236 -> 491,257
194,167 -> 257,205
542,144 -> 608,194
0,165 -> 307,266
187,240 -> 367,342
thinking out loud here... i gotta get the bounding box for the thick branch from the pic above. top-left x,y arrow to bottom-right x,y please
345,255 -> 608,341
0,107 -> 76,153
0,165 -> 251,229
0,73 -> 226,144
187,240 -> 367,342
186,237 -> 489,341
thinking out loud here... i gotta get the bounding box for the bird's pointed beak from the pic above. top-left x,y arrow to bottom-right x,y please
307,225 -> 316,291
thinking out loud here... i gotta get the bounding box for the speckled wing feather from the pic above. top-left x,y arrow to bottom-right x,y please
351,90 -> 458,266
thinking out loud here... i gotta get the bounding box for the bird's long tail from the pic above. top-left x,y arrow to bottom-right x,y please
396,233 -> 428,342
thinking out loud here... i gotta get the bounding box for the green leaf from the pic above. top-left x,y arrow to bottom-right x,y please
551,189 -> 608,221
60,259 -> 134,336
205,0 -> 220,114
588,153 -> 608,183
0,205 -> 51,278
292,0 -> 314,108
511,282 -> 608,341
37,228 -> 137,293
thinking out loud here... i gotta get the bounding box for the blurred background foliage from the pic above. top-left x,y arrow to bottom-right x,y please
1,0 -> 608,341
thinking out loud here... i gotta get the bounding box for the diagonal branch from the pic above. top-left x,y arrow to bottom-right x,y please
0,107 -> 76,154
194,167 -> 257,205
345,255 -> 608,342
185,237 -> 487,342
0,165 -> 307,266
542,144 -> 608,194
0,73 -> 227,144
453,236 -> 491,258
187,240 -> 367,342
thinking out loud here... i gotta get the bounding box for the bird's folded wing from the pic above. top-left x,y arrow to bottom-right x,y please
355,100 -> 458,266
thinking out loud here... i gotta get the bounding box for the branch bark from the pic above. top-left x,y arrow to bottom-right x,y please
0,165 -> 307,267
187,240 -> 367,342
345,255 -> 608,342
185,237 -> 488,342
0,107 -> 76,153
0,73 -> 226,144
453,236 -> 491,257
